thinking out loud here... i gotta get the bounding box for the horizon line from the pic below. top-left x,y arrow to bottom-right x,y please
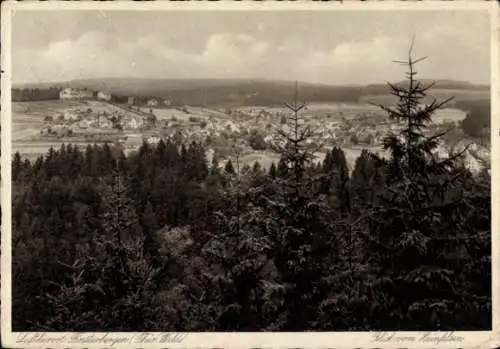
11,76 -> 491,89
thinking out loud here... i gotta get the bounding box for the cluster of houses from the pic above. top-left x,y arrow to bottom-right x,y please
41,105 -> 158,136
230,108 -> 274,120
76,111 -> 157,130
127,96 -> 173,108
58,87 -> 173,108
59,88 -> 97,100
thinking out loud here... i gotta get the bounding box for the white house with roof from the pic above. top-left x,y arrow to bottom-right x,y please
225,121 -> 240,133
147,136 -> 161,144
63,111 -> 79,121
78,119 -> 92,129
59,87 -> 94,100
97,91 -> 112,101
122,115 -> 143,129
147,98 -> 159,107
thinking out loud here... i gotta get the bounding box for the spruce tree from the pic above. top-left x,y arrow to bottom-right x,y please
210,152 -> 221,177
12,152 -> 23,182
258,82 -> 337,330
320,147 -> 350,215
141,200 -> 160,266
251,161 -> 262,174
200,149 -> 272,330
99,165 -> 142,243
224,159 -> 235,175
276,156 -> 288,178
268,162 -> 277,179
350,149 -> 387,215
358,45 -> 485,330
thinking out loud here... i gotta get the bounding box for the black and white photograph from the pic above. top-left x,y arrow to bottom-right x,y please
1,1 -> 498,347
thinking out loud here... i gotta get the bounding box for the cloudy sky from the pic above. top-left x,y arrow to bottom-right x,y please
12,9 -> 490,86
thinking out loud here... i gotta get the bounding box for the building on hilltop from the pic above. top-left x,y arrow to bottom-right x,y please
147,98 -> 159,107
59,88 -> 74,99
97,91 -> 112,102
127,96 -> 136,105
59,87 -> 94,100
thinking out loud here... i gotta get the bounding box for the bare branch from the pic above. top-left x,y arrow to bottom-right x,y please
412,56 -> 428,65
408,33 -> 416,59
284,102 -> 306,113
392,60 -> 409,65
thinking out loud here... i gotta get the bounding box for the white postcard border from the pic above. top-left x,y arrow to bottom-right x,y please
1,1 -> 499,348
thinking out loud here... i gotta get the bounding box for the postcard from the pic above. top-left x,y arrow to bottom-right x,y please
1,1 -> 499,348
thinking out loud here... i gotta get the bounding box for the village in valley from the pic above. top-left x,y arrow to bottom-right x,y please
41,87 -> 172,134
12,84 -> 490,174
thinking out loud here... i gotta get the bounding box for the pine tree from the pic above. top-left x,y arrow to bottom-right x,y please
42,208 -> 64,258
12,152 -> 23,182
357,43 -> 485,330
201,153 -> 271,330
99,164 -> 142,243
320,147 -> 350,215
224,159 -> 235,175
350,149 -> 386,215
83,145 -> 99,177
141,200 -> 160,264
268,162 -> 277,179
321,150 -> 333,174
251,161 -> 260,173
155,138 -> 167,163
165,139 -> 181,168
276,155 -> 288,178
179,141 -> 209,181
210,152 -> 221,177
257,82 -> 337,330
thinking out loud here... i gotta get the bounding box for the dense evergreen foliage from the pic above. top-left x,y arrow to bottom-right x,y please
12,87 -> 60,102
458,100 -> 491,138
12,61 -> 490,331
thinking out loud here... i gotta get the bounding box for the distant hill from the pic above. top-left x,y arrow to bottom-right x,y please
367,79 -> 488,92
13,78 -> 490,108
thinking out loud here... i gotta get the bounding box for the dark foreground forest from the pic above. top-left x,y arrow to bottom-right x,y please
12,60 -> 491,331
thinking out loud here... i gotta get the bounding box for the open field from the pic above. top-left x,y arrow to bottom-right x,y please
12,140 -> 106,161
140,107 -> 192,121
140,106 -> 230,122
431,108 -> 467,124
235,102 -> 381,117
12,100 -> 131,160
12,102 -> 70,141
13,100 -> 85,114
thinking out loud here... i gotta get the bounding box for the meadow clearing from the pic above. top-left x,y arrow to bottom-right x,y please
12,100 -> 124,160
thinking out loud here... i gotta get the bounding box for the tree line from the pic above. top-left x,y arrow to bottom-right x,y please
12,87 -> 60,102
12,58 -> 491,331
457,100 -> 491,138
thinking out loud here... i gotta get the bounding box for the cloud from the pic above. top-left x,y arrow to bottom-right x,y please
298,35 -> 407,85
13,31 -> 273,83
12,27 -> 488,85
